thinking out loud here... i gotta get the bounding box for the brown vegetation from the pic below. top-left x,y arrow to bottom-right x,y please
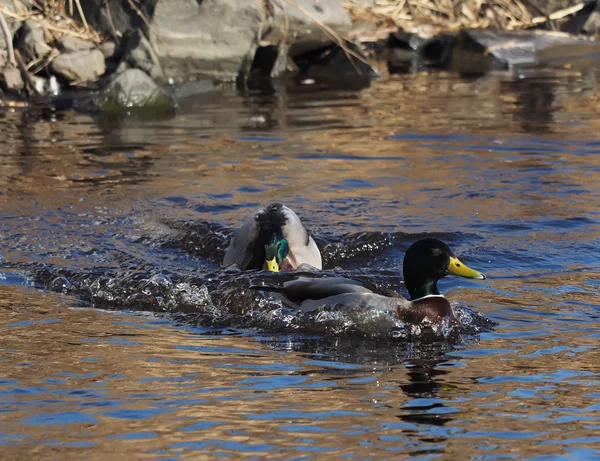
342,0 -> 584,34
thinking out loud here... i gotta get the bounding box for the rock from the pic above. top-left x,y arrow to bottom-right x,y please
15,19 -> 50,62
121,29 -> 163,81
50,49 -> 106,82
76,0 -> 354,82
172,79 -> 215,99
452,28 -> 600,75
58,35 -> 95,52
583,10 -> 600,35
559,1 -> 600,36
294,42 -> 379,85
263,0 -> 353,57
0,67 -> 23,92
385,30 -> 444,74
97,68 -> 176,112
99,40 -> 118,59
247,44 -> 297,80
149,0 -> 263,81
386,47 -> 422,74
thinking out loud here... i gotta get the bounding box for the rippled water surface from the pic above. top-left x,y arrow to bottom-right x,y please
1,69 -> 600,460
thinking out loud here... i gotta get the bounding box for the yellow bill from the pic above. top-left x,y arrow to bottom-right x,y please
264,258 -> 280,272
447,256 -> 485,280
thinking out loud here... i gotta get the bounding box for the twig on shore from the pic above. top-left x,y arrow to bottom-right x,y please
104,0 -> 122,38
0,11 -> 16,67
280,0 -> 371,76
531,2 -> 586,25
15,49 -> 42,96
126,0 -> 151,30
28,47 -> 59,75
74,0 -> 89,31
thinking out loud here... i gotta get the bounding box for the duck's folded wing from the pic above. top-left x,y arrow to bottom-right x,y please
222,208 -> 262,269
298,292 -> 400,313
266,276 -> 374,303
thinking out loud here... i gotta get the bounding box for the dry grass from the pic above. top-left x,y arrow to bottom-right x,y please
342,0 -> 546,36
0,0 -> 102,85
0,0 -> 102,45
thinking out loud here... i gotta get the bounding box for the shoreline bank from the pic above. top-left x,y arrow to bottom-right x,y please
0,0 -> 599,113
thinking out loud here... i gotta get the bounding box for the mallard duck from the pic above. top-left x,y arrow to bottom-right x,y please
222,203 -> 322,271
252,238 -> 485,324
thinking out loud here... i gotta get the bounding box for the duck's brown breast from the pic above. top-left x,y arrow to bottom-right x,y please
397,296 -> 456,324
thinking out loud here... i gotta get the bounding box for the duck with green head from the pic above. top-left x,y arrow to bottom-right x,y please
251,238 -> 485,324
222,203 -> 322,271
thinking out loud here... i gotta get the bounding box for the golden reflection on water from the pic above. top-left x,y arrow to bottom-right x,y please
1,284 -> 599,460
1,71 -> 599,243
1,69 -> 600,459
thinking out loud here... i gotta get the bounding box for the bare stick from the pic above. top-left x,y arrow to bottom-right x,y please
127,0 -> 151,30
279,0 -> 371,75
74,0 -> 89,31
15,49 -> 41,96
0,11 -> 16,67
104,0 -> 121,38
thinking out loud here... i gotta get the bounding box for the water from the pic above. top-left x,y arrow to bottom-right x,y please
1,68 -> 600,459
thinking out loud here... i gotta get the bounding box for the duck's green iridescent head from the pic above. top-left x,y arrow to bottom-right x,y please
263,235 -> 289,272
403,238 -> 485,300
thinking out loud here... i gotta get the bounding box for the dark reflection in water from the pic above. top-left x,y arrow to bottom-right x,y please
1,69 -> 600,460
398,360 -> 454,427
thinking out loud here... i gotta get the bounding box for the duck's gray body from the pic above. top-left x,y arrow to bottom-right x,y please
256,276 -> 455,323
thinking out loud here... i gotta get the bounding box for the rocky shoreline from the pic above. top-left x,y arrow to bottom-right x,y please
0,0 -> 600,114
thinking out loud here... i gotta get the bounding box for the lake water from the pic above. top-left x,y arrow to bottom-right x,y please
1,68 -> 599,460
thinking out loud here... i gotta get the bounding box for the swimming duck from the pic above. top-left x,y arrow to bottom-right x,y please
252,238 -> 485,324
222,203 -> 322,271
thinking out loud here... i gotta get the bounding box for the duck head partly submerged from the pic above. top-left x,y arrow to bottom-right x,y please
222,203 -> 322,272
262,230 -> 290,272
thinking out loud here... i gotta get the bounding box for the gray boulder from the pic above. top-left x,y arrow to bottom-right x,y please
77,0 -> 355,82
15,19 -> 50,62
583,10 -> 600,34
58,35 -> 95,52
51,49 -> 106,82
263,0 -> 353,57
98,40 -> 118,59
0,66 -> 23,92
121,29 -> 163,81
452,28 -> 600,74
172,79 -> 215,99
149,0 -> 263,81
97,68 -> 176,112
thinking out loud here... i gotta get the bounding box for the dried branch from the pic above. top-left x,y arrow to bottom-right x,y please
74,0 -> 89,31
279,0 -> 372,75
15,49 -> 42,96
0,11 -> 16,67
342,0 -> 545,33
